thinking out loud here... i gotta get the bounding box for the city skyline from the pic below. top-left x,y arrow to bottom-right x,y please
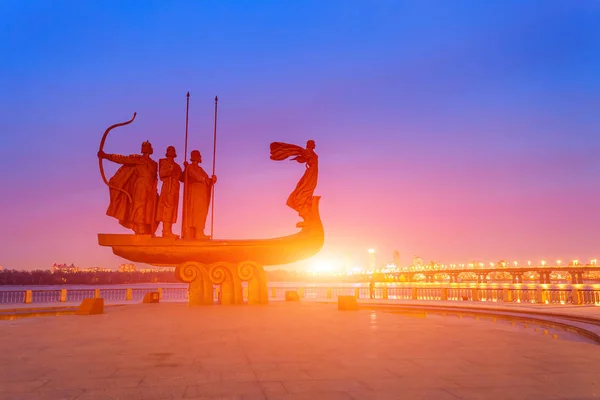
1,1 -> 600,270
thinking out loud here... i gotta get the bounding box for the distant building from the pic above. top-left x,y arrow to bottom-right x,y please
139,267 -> 166,273
118,263 -> 136,273
413,256 -> 423,267
82,267 -> 112,273
393,250 -> 400,268
138,267 -> 174,273
51,263 -> 79,273
368,249 -> 376,269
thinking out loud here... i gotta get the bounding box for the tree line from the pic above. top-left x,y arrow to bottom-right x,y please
0,270 -> 179,285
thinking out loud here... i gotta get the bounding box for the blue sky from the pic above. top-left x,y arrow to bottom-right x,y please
0,0 -> 599,270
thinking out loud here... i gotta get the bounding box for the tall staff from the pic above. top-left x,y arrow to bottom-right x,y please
181,92 -> 190,238
210,96 -> 218,239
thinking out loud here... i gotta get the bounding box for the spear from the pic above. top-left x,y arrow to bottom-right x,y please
210,96 -> 218,239
181,92 -> 190,238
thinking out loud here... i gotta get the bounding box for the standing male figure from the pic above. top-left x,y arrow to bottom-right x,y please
98,141 -> 159,235
182,150 -> 217,239
156,146 -> 183,238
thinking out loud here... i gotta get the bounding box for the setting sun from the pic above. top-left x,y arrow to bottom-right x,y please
308,258 -> 341,274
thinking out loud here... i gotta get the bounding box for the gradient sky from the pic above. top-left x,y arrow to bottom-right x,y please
1,0 -> 599,271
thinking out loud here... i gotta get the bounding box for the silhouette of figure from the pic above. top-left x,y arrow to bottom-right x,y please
98,141 -> 158,235
156,146 -> 183,238
182,150 -> 216,240
270,140 -> 318,227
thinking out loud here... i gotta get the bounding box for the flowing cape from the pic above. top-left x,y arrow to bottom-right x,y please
106,162 -> 159,234
106,165 -> 136,229
270,142 -> 305,161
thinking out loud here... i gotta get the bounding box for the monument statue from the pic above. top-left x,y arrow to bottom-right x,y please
97,98 -> 324,306
270,140 -> 318,227
182,150 -> 217,240
98,140 -> 159,235
156,146 -> 183,238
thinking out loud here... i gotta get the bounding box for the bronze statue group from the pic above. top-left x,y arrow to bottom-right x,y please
98,142 -> 216,239
98,138 -> 319,240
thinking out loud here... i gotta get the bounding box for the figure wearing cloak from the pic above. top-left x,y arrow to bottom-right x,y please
182,150 -> 217,240
156,146 -> 183,238
99,141 -> 159,235
270,140 -> 318,225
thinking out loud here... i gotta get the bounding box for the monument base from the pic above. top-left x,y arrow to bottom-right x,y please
176,261 -> 269,306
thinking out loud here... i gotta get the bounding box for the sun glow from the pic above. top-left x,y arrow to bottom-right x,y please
308,258 -> 341,274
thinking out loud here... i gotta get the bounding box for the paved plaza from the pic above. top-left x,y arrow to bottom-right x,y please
1,302 -> 600,399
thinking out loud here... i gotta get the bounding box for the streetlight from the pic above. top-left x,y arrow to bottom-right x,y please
513,261 -> 518,267
557,260 -> 562,266
541,260 -> 546,267
591,259 -> 597,266
367,249 -> 376,270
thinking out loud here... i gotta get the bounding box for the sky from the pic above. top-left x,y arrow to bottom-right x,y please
0,0 -> 599,271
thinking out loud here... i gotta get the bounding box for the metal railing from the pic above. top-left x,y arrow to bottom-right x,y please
100,289 -> 127,301
162,287 -> 188,301
67,290 -> 95,302
31,290 -> 61,303
1,283 -> 599,306
0,291 -> 25,303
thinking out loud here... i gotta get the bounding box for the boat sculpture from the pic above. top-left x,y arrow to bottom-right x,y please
97,112 -> 324,305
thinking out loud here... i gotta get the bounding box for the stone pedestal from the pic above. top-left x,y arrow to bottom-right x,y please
176,261 -> 269,306
285,291 -> 300,301
338,295 -> 358,311
143,292 -> 160,303
77,298 -> 104,315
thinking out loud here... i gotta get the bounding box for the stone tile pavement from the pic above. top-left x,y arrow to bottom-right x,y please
1,302 -> 600,399
310,299 -> 600,319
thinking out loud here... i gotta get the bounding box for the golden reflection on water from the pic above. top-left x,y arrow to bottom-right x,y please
370,311 -> 377,331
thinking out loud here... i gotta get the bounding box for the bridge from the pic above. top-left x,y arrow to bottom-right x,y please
395,266 -> 600,284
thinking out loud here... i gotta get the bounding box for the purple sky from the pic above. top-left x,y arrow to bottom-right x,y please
1,1 -> 599,270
